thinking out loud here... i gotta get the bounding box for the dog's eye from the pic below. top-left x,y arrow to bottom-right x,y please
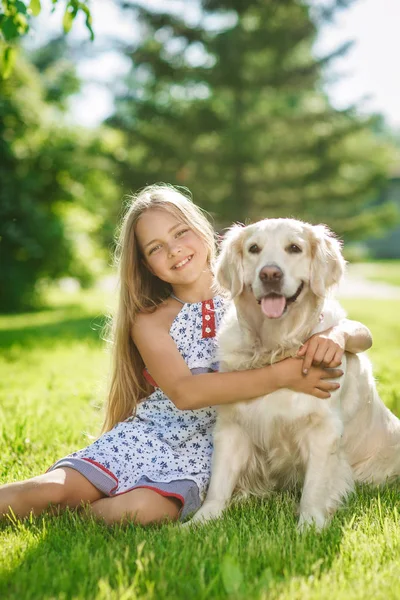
248,244 -> 261,254
287,244 -> 302,254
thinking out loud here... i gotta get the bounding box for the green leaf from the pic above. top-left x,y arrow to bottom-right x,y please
15,1 -> 28,14
15,13 -> 29,34
1,17 -> 20,42
62,8 -> 74,34
29,0 -> 42,17
221,555 -> 243,595
2,45 -> 17,79
79,4 -> 94,41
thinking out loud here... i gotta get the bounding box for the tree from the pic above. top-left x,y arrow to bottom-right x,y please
0,0 -> 93,77
108,0 -> 395,239
0,41 -> 121,312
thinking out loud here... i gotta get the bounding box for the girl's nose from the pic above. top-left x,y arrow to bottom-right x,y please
168,243 -> 182,257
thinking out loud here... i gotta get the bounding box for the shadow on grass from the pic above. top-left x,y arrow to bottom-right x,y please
3,485 -> 399,600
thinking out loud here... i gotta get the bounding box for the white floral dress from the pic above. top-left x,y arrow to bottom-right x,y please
48,295 -> 226,519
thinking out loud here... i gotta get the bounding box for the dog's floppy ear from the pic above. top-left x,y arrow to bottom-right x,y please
309,225 -> 346,297
215,224 -> 246,297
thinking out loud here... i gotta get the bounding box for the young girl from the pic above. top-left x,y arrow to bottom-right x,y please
0,184 -> 372,526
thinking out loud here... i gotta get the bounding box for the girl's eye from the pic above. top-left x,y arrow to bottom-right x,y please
176,228 -> 189,238
149,244 -> 161,255
248,244 -> 261,254
287,244 -> 302,254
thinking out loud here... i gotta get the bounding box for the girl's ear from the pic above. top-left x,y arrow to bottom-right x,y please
215,224 -> 246,298
308,224 -> 346,297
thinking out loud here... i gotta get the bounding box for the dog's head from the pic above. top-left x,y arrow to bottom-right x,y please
216,218 -> 345,319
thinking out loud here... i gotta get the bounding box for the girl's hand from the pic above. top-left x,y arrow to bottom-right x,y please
275,357 -> 343,399
297,327 -> 345,374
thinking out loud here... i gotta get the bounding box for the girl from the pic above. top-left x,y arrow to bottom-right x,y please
0,184 -> 372,526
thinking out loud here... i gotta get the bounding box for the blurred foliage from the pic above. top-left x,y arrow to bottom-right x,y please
0,38 -> 122,312
0,0 -> 93,78
1,0 -> 399,314
110,0 -> 396,239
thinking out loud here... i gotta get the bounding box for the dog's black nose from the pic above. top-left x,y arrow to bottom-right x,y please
259,264 -> 283,282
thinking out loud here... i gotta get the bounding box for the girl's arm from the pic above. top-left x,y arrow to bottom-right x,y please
297,318 -> 372,374
337,319 -> 373,353
132,315 -> 342,411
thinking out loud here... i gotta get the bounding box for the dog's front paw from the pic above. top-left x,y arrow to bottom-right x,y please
184,501 -> 226,527
298,510 -> 328,532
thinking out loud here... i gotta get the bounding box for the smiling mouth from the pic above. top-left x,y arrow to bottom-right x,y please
172,255 -> 193,270
257,282 -> 304,318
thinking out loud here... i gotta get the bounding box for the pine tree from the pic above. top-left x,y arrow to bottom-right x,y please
109,0 -> 394,238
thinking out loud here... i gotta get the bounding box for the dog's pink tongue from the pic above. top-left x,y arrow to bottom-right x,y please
261,295 -> 286,318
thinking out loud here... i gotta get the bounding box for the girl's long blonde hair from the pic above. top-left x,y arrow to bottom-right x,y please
101,184 -> 217,433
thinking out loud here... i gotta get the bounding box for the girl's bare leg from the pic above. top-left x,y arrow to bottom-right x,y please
89,488 -> 182,525
0,467 -> 104,520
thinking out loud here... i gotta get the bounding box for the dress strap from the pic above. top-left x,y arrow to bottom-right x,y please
170,293 -> 185,305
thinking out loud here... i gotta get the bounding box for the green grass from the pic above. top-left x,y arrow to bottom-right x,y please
348,260 -> 400,287
1,290 -> 400,599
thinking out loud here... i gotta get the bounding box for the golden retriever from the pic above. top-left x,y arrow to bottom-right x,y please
189,218 -> 400,529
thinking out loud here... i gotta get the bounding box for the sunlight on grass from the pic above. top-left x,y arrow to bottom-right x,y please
342,299 -> 400,415
274,495 -> 400,600
0,289 -> 399,599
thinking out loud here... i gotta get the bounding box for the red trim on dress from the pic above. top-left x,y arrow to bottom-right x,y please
143,368 -> 158,388
122,484 -> 184,506
202,298 -> 216,339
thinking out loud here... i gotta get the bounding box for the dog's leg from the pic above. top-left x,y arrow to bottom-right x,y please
187,421 -> 252,525
298,413 -> 354,531
343,354 -> 400,484
353,413 -> 400,484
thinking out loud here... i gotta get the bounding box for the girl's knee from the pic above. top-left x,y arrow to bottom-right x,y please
37,467 -> 103,508
89,496 -> 127,525
90,490 -> 181,526
127,490 -> 181,524
90,495 -> 150,525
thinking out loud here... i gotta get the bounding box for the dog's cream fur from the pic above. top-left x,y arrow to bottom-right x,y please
189,218 -> 400,529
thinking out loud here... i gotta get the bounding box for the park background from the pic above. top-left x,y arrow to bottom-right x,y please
1,1 -> 400,599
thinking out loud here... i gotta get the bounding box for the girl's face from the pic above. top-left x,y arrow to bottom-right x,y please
136,209 -> 209,286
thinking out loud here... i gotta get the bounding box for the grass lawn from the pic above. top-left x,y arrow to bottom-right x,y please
0,289 -> 400,599
348,260 -> 400,287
